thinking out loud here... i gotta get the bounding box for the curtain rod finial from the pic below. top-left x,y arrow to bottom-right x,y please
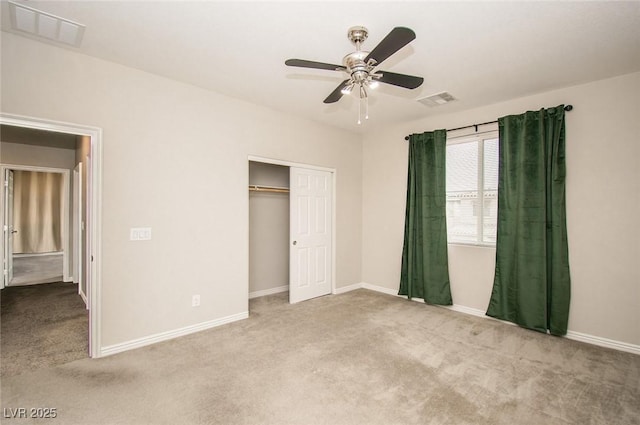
564,105 -> 573,111
404,136 -> 410,141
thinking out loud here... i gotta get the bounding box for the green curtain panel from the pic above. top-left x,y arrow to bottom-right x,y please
486,105 -> 571,335
399,130 -> 452,305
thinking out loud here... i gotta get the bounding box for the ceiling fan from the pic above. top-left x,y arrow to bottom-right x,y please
285,26 -> 424,123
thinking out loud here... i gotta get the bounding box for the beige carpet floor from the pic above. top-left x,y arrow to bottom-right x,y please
1,289 -> 639,425
1,281 -> 88,377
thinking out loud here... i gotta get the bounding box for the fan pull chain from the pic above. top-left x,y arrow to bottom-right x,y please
365,95 -> 369,120
357,85 -> 370,125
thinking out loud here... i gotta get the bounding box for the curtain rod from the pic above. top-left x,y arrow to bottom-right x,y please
403,104 -> 573,141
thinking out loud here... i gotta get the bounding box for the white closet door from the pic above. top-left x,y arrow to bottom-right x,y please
289,167 -> 332,303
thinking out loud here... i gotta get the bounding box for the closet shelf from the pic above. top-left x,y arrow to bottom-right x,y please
248,185 -> 290,194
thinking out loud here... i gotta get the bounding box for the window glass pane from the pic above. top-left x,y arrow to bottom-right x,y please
446,142 -> 478,192
446,141 -> 478,243
483,138 -> 499,243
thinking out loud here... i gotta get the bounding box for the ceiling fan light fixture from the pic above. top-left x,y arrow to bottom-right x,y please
341,83 -> 354,95
359,85 -> 367,99
368,80 -> 379,89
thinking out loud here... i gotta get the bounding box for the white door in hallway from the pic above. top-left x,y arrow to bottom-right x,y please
289,167 -> 332,303
3,169 -> 15,287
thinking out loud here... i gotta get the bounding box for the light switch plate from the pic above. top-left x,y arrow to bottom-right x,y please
130,227 -> 152,241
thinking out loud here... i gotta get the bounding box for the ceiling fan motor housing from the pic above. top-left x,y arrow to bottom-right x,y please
343,51 -> 371,83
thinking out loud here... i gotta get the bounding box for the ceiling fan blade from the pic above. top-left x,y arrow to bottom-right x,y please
324,80 -> 350,104
285,59 -> 346,72
364,27 -> 416,66
376,70 -> 424,89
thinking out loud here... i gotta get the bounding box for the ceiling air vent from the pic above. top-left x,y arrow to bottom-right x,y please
417,92 -> 456,107
8,1 -> 85,47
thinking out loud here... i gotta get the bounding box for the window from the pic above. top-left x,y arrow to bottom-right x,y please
446,132 -> 499,245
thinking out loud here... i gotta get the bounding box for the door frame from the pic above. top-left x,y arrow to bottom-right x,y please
73,163 -> 87,307
3,169 -> 14,287
247,155 -> 337,299
1,164 -> 71,285
0,113 -> 103,358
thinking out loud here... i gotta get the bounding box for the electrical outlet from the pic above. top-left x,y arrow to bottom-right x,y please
192,295 -> 200,307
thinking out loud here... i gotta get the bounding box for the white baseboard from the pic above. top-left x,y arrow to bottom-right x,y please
100,311 -> 249,357
334,282 -> 364,295
359,282 -> 640,356
78,290 -> 88,309
362,282 -> 397,296
565,331 -> 640,355
362,283 -> 486,317
443,303 -> 486,318
99,284 -> 639,358
249,285 -> 288,299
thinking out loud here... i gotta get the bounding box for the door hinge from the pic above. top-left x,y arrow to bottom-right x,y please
3,225 -> 7,231
3,269 -> 7,275
3,180 -> 7,187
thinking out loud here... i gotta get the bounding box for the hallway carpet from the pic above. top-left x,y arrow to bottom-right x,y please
1,281 -> 88,377
1,290 -> 639,424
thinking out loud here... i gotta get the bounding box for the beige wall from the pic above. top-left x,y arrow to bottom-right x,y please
362,71 -> 640,346
1,33 -> 363,348
249,162 -> 289,294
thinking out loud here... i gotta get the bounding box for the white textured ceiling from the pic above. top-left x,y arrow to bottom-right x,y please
2,1 -> 639,134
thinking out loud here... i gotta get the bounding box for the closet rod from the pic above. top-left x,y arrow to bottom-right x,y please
403,104 -> 573,141
248,185 -> 290,193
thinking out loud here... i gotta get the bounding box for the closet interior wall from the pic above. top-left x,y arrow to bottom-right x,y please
248,161 -> 290,297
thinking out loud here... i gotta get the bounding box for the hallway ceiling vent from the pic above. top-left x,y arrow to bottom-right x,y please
417,92 -> 456,107
8,1 -> 85,47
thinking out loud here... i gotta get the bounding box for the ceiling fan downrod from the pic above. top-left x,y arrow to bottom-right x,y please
347,26 -> 374,124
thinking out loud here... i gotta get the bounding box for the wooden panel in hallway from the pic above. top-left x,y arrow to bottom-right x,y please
10,254 -> 63,286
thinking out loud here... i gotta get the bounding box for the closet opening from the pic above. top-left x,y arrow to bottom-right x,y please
248,157 -> 336,308
248,161 -> 290,304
